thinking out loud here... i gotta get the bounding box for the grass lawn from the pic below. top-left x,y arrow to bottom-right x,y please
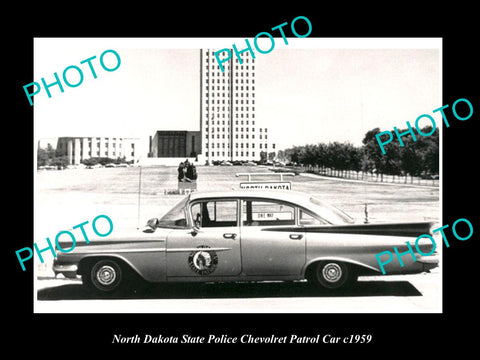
36,165 -> 440,231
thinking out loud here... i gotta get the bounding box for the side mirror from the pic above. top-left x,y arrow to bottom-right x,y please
143,218 -> 158,233
191,225 -> 200,236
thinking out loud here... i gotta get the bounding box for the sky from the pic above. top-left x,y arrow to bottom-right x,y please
34,38 -> 441,155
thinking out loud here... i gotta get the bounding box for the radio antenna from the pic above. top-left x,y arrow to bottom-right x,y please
360,85 -> 369,224
136,157 -> 142,229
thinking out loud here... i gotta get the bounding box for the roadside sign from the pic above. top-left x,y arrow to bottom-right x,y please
240,181 -> 291,190
252,211 -> 293,220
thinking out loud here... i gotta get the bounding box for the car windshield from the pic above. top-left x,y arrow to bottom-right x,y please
309,196 -> 354,224
157,196 -> 189,228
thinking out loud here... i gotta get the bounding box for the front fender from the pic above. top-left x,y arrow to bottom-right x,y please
75,250 -> 166,283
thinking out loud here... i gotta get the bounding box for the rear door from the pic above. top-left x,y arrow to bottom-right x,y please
240,199 -> 306,276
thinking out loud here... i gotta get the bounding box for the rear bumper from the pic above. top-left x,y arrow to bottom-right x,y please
416,252 -> 439,272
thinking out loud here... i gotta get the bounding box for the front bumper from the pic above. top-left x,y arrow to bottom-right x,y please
52,261 -> 78,278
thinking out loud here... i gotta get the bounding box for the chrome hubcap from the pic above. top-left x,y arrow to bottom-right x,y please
96,265 -> 117,285
322,263 -> 342,283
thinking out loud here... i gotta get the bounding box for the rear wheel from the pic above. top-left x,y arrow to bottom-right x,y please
309,261 -> 355,290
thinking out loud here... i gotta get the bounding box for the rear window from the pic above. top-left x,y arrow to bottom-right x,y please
309,197 -> 354,224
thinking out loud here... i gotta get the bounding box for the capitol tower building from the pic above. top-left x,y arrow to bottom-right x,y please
200,49 -> 274,163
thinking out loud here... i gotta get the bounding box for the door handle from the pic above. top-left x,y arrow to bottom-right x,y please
289,234 -> 303,240
223,233 -> 237,240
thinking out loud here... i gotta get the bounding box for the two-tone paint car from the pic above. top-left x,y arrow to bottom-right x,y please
53,190 -> 439,293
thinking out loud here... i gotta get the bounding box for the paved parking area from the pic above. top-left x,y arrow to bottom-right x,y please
35,268 -> 441,313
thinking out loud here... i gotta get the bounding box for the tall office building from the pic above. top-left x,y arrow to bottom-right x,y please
200,49 -> 274,163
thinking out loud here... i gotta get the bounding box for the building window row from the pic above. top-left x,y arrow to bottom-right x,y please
205,99 -> 231,105
206,65 -> 232,71
235,65 -> 254,71
205,127 -> 231,133
205,92 -> 229,98
205,151 -> 233,157
206,142 -> 262,150
206,134 -> 230,139
235,113 -> 255,118
205,79 -> 227,84
236,99 -> 255,105
204,151 -> 258,158
235,86 -> 254,91
235,57 -> 251,63
205,127 -> 260,136
235,120 -> 255,125
235,106 -> 254,111
205,71 -> 255,78
235,79 -> 254,84
206,120 -> 230,125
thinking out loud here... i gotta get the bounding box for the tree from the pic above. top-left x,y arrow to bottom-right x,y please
328,142 -> 347,176
362,127 -> 403,180
37,148 -> 49,167
37,143 -> 57,168
314,143 -> 327,172
259,151 -> 267,163
276,123 -> 438,183
82,158 -> 98,166
286,146 -> 302,164
420,127 -> 439,175
424,140 -> 439,175
345,144 -> 362,178
360,146 -> 374,178
302,144 -> 317,168
82,157 -> 116,166
362,128 -> 385,179
51,155 -> 69,169
276,149 -> 286,162
361,125 -> 439,182
399,138 -> 421,181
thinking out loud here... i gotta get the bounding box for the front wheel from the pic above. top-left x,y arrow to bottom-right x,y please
85,259 -> 123,293
309,261 -> 355,290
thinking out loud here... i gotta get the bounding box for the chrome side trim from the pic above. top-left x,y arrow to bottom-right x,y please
166,248 -> 231,253
76,248 -> 165,254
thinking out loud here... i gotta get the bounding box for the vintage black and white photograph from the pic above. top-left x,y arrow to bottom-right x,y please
32,37 -> 442,313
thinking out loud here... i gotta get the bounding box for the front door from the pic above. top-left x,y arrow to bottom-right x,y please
166,199 -> 241,278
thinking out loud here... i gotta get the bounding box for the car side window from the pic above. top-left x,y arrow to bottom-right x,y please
191,200 -> 238,228
242,200 -> 295,226
299,209 -> 327,225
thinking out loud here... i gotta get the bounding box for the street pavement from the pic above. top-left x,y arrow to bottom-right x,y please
35,268 -> 441,313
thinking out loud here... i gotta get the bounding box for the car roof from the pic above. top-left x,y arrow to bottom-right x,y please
189,190 -> 315,208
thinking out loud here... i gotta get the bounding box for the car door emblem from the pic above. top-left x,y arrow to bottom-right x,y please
188,246 -> 218,275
